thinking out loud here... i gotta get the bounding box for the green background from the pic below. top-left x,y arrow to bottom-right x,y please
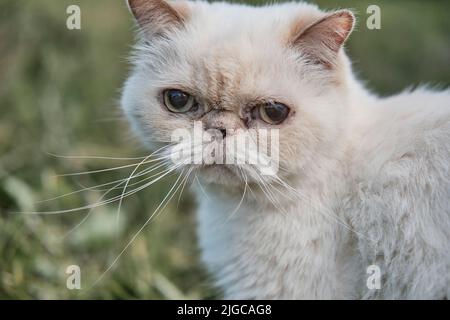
0,0 -> 449,299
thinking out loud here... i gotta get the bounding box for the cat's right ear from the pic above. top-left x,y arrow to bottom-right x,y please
291,10 -> 355,68
127,0 -> 190,37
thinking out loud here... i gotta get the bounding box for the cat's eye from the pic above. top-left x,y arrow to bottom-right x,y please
258,102 -> 290,125
163,89 -> 196,113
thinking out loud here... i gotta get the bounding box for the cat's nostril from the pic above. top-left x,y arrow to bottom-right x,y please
207,127 -> 227,139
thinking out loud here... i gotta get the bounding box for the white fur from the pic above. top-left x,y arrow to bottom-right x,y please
196,87 -> 450,299
122,1 -> 450,299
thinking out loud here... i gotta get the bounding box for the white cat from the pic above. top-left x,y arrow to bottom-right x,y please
121,0 -> 450,299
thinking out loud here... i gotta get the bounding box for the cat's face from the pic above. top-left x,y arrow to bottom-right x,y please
122,0 -> 355,187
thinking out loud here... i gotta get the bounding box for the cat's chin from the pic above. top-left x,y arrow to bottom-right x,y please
194,164 -> 244,187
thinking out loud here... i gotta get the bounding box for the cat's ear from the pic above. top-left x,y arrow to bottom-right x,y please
292,10 -> 355,67
127,0 -> 190,37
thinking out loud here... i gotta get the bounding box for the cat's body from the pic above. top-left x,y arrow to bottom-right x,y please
122,0 -> 450,299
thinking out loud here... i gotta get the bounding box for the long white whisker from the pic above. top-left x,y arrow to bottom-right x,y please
63,173 -> 139,238
16,163 -> 182,215
64,165 -> 171,238
89,169 -> 187,288
45,151 -> 150,161
38,144 -> 175,204
116,151 -> 160,227
55,155 -> 171,177
55,144 -> 174,177
36,160 -> 168,204
225,171 -> 247,222
195,174 -> 210,201
177,167 -> 194,208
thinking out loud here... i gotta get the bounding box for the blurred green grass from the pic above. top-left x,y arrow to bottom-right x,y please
0,0 -> 449,299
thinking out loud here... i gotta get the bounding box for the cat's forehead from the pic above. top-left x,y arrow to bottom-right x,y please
141,2 -> 325,107
168,39 -> 296,109
158,7 -> 316,105
187,1 -> 321,44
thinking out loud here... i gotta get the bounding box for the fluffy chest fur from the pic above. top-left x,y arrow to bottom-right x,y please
196,183 -> 361,299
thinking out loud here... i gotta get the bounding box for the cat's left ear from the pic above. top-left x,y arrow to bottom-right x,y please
127,0 -> 190,37
291,10 -> 355,67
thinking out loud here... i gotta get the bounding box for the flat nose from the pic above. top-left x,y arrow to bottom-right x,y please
202,110 -> 243,138
204,126 -> 227,139
218,128 -> 227,138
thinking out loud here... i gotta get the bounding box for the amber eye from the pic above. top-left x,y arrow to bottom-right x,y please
259,102 -> 290,124
163,89 -> 195,113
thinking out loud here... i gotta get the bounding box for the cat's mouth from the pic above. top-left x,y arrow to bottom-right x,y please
195,164 -> 243,186
198,164 -> 236,176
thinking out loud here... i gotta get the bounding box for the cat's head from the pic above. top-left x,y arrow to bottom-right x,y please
121,0 -> 355,188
